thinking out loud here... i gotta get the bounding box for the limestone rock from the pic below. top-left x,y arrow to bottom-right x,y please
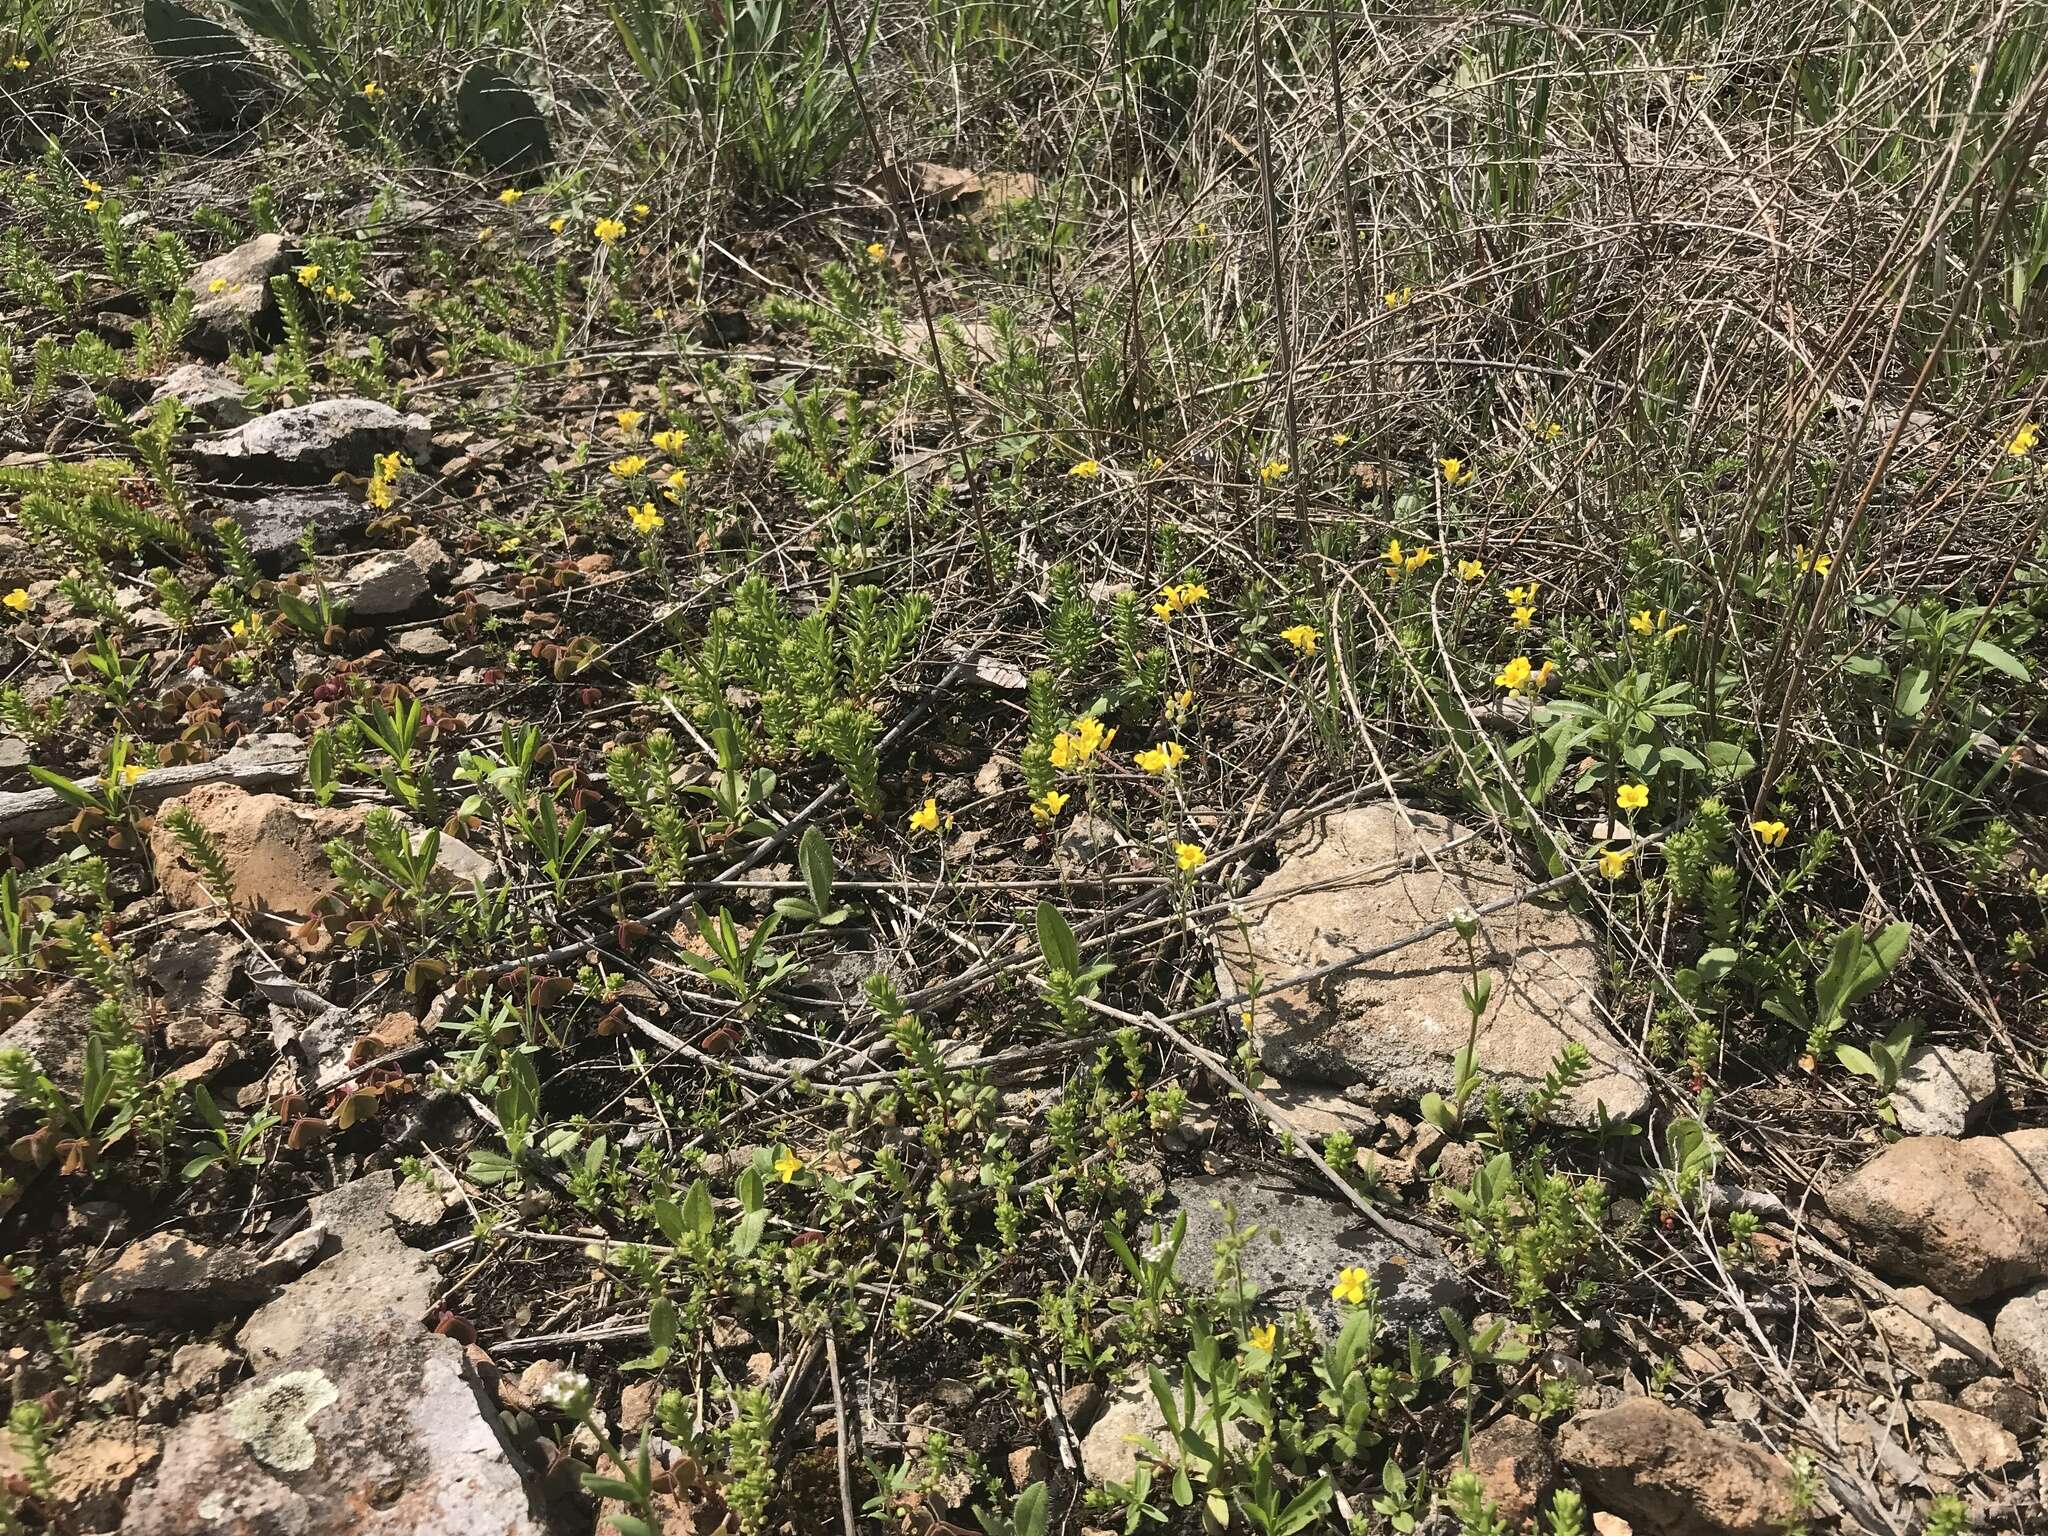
122,1323 -> 545,1535
1891,1044 -> 1999,1137
1992,1282 -> 2048,1386
1828,1132 -> 2048,1303
238,1175 -> 436,1370
74,1232 -> 278,1325
1466,1415 -> 1560,1525
1164,1170 -> 1466,1338
1078,1384 -> 1166,1486
49,1418 -> 162,1530
1956,1377 -> 2036,1436
1912,1400 -> 2022,1474
0,980 -> 93,1131
1557,1399 -> 1798,1536
191,398 -> 431,483
148,782 -> 500,921
185,234 -> 288,355
224,492 -> 369,574
1219,802 -> 1649,1124
167,1341 -> 241,1405
152,362 -> 253,428
1871,1285 -> 2000,1386
143,925 -> 245,1014
324,535 -> 447,620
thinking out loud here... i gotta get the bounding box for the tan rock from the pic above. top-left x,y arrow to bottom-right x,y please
1871,1285 -> 2001,1385
1828,1132 -> 2048,1303
1912,1400 -> 2023,1474
1557,1399 -> 1797,1536
1220,802 -> 1648,1124
1465,1415 -> 1559,1524
149,782 -> 499,920
49,1418 -> 160,1527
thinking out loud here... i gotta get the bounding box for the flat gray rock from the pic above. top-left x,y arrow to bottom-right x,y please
191,399 -> 430,483
152,362 -> 254,428
1164,1169 -> 1465,1338
1892,1043 -> 1998,1136
1220,801 -> 1650,1125
185,234 -> 288,356
225,492 -> 369,573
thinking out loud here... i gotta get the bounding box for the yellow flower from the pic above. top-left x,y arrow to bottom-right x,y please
1258,459 -> 1289,485
615,408 -> 644,436
1279,624 -> 1319,655
1405,547 -> 1436,575
1176,581 -> 1208,607
2008,421 -> 2039,457
549,216 -> 566,234
633,202 -> 650,217
1247,1323 -> 1277,1354
1331,1267 -> 1370,1305
594,216 -> 627,244
366,451 -> 405,511
497,187 -> 523,205
866,242 -> 887,263
611,454 -> 648,477
1505,582 -> 1540,606
1440,457 -> 1474,486
1165,688 -> 1195,725
1329,432 -> 1351,447
1174,841 -> 1205,873
1069,459 -> 1101,478
1532,659 -> 1556,690
476,227 -> 494,241
82,197 -> 101,212
1494,656 -> 1533,693
361,80 -> 383,100
1031,789 -> 1069,822
295,263 -> 320,286
1049,716 -> 1115,771
1794,545 -> 1832,577
1134,741 -> 1187,776
80,178 -> 100,193
630,502 -> 665,535
652,428 -> 688,455
1458,558 -> 1485,582
1383,286 -> 1412,308
7,56 -> 26,69
3,589 -> 29,614
773,1149 -> 803,1183
206,277 -> 228,294
909,797 -> 941,833
1597,847 -> 1635,880
1510,604 -> 1536,630
664,469 -> 688,496
1617,783 -> 1649,812
1751,819 -> 1789,847
1629,610 -> 1654,635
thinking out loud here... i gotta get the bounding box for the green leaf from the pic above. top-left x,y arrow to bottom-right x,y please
680,1176 -> 713,1240
1967,638 -> 2029,681
1893,664 -> 1933,719
1035,901 -> 1080,975
1834,1044 -> 1878,1082
1011,1480 -> 1049,1536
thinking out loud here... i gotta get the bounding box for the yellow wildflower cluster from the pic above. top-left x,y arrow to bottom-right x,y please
1494,655 -> 1555,695
1258,459 -> 1289,485
1439,457 -> 1474,487
1031,789 -> 1070,822
1134,741 -> 1186,776
630,502 -> 664,535
1069,459 -> 1102,479
1751,819 -> 1789,847
594,216 -> 626,244
366,452 -> 406,511
1049,716 -> 1115,771
1629,608 -> 1686,640
1279,624 -> 1319,655
908,797 -> 941,832
1597,847 -> 1635,880
1382,540 -> 1435,582
611,454 -> 649,478
615,408 -> 644,437
1152,581 -> 1208,621
1173,841 -> 1205,873
2009,421 -> 2039,458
